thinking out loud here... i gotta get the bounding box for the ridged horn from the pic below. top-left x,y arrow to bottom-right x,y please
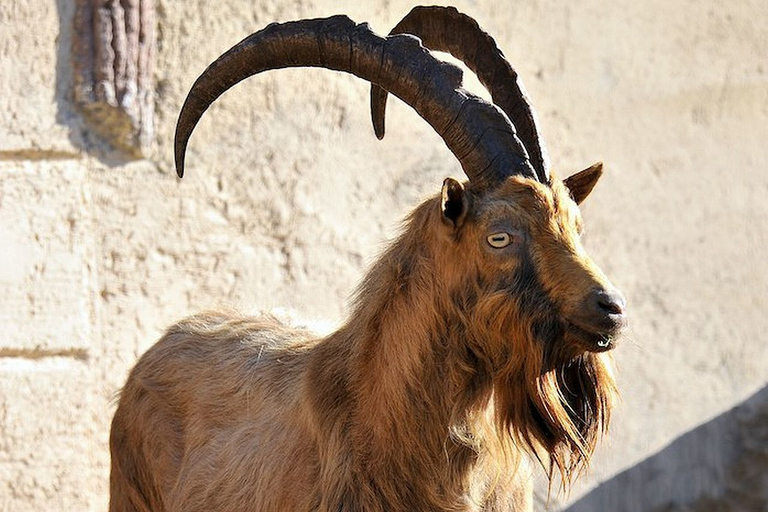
370,6 -> 550,183
175,15 -> 536,189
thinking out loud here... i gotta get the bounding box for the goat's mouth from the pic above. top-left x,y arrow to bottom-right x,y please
565,321 -> 619,353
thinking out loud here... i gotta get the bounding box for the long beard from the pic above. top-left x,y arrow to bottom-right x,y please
457,255 -> 618,488
467,276 -> 617,488
494,334 -> 617,489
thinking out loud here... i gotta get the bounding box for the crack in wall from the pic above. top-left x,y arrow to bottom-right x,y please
0,348 -> 89,362
0,150 -> 81,161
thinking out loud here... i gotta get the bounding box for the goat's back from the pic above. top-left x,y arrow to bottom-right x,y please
109,310 -> 321,512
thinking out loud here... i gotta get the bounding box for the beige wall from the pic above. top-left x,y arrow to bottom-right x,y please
1,1 -> 766,510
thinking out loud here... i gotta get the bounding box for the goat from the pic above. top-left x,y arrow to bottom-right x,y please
109,7 -> 626,512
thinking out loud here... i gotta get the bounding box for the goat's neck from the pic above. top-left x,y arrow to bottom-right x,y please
314,228 -> 498,487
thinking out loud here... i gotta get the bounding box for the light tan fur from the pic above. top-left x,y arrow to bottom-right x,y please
110,175 -> 619,512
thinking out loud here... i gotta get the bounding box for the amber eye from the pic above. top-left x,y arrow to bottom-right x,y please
487,232 -> 512,248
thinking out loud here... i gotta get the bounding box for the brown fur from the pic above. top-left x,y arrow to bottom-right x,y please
110,175 -> 619,512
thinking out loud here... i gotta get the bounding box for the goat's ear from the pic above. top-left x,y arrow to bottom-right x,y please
441,177 -> 468,229
564,162 -> 604,204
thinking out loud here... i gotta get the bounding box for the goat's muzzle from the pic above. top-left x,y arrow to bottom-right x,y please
566,288 -> 627,352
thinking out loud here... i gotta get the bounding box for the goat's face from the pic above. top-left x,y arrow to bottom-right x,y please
436,167 -> 622,476
440,167 -> 626,360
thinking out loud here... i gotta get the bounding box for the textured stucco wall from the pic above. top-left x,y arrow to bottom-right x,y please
1,1 -> 766,510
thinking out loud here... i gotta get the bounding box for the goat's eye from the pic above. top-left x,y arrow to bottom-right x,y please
487,232 -> 512,248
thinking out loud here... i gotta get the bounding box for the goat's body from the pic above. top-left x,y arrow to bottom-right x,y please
110,313 -> 320,512
111,176 -> 622,511
110,309 -> 532,512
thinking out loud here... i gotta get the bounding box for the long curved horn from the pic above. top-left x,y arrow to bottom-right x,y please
370,6 -> 550,183
175,15 -> 536,189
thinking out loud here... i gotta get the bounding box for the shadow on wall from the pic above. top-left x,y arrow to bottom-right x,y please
565,384 -> 768,512
54,0 -> 84,151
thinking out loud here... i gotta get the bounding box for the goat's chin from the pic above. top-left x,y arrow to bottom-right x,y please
563,322 -> 620,354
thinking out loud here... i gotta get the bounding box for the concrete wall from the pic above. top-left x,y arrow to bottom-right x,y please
1,1 -> 766,510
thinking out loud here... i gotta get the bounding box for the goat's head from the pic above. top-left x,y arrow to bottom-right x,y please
421,169 -> 622,484
364,8 -> 625,480
437,169 -> 625,357
174,5 -> 624,488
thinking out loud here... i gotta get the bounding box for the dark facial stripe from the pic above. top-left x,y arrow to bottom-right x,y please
502,249 -> 562,350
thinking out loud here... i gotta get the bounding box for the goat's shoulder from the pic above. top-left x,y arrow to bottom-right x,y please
150,308 -> 314,358
123,309 -> 319,402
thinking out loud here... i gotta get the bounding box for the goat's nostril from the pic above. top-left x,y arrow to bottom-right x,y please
598,298 -> 623,315
595,290 -> 626,316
